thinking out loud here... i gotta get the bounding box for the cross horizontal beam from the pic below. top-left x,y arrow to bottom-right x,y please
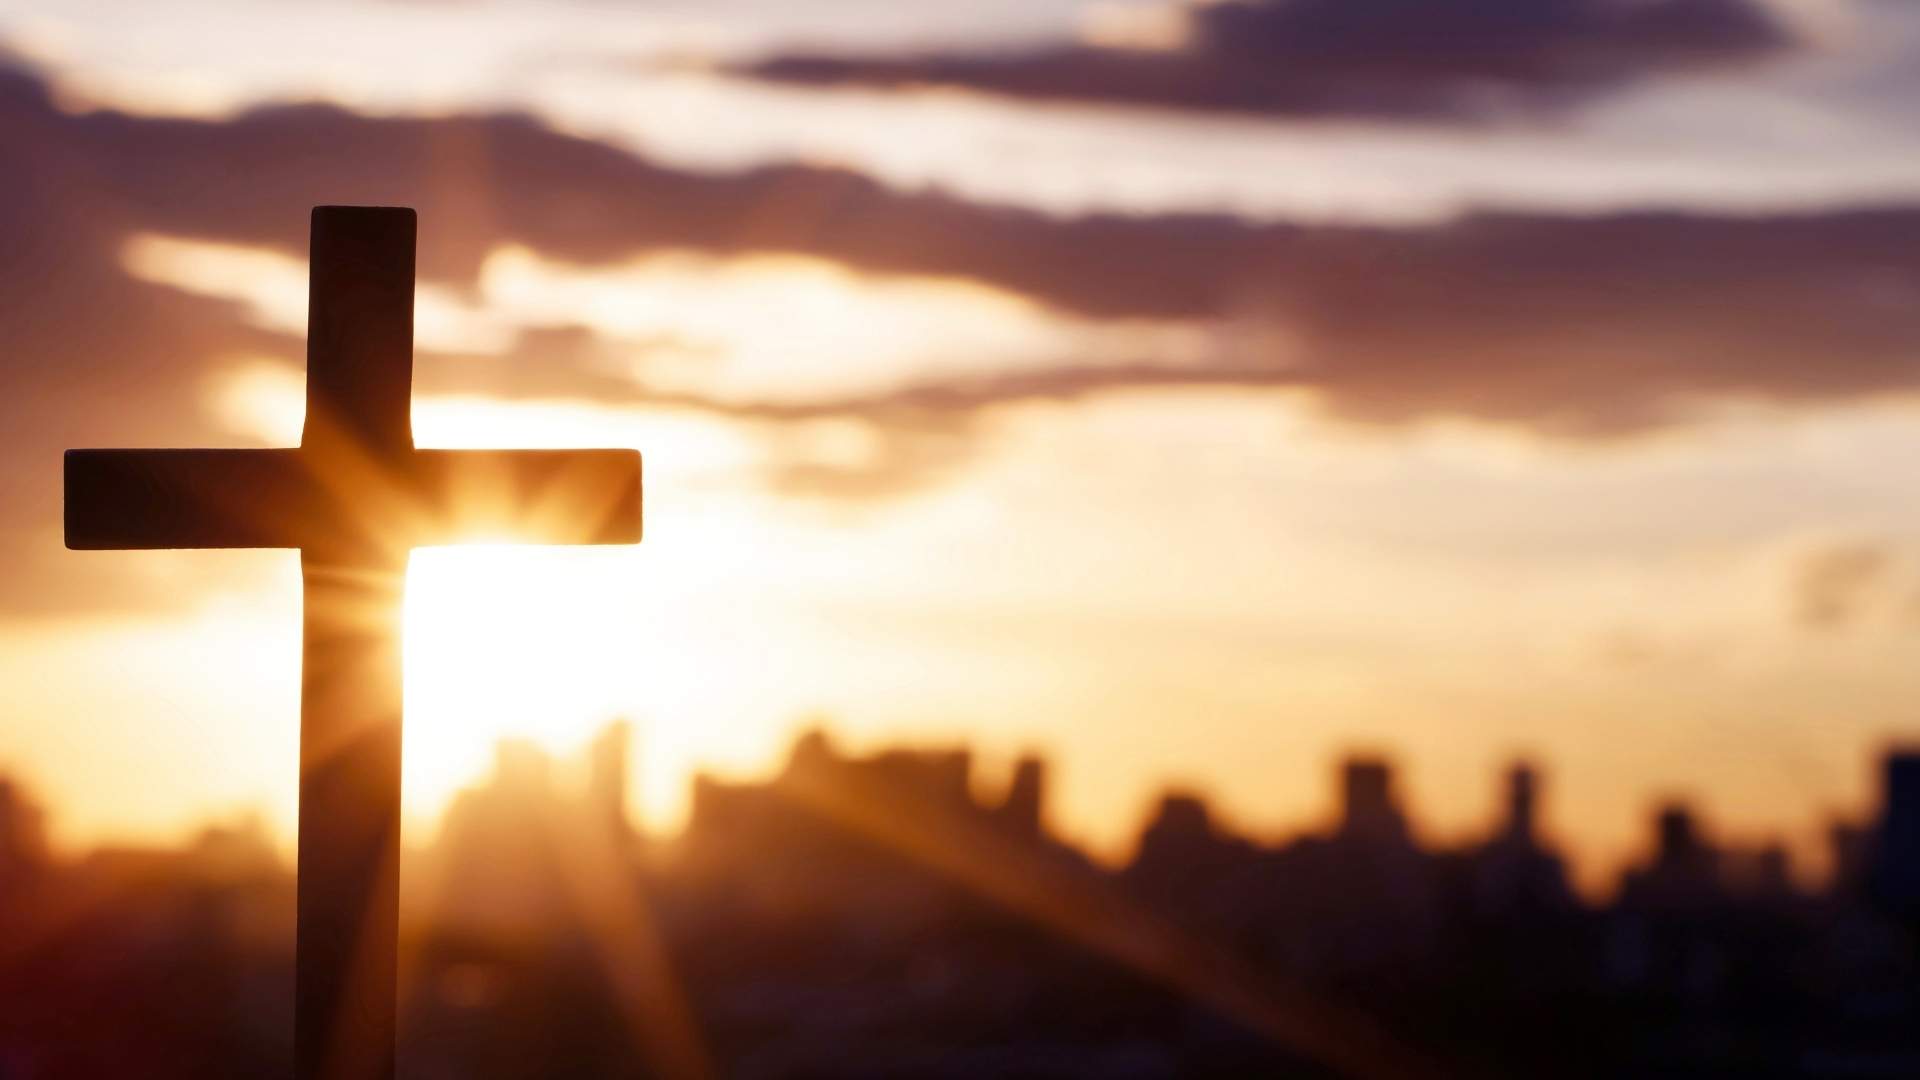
66,446 -> 641,553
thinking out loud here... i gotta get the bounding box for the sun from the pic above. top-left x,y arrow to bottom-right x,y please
204,362 -> 843,831
400,545 -> 646,820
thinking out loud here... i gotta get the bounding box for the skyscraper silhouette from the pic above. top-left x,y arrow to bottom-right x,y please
997,755 -> 1046,840
1504,763 -> 1538,843
588,720 -> 634,847
1872,749 -> 1920,919
1472,761 -> 1573,917
1339,757 -> 1408,844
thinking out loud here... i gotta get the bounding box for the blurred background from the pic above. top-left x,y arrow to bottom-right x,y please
2,0 -> 1920,1075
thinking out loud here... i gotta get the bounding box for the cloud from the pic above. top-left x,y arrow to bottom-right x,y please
58,63 -> 1920,438
14,58 -> 1920,431
8,59 -> 1920,609
742,0 -> 1794,121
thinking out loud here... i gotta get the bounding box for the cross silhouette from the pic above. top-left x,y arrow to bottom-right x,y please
65,207 -> 642,1080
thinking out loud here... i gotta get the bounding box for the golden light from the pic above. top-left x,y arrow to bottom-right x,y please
401,544 -> 637,816
403,394 -> 756,822
131,229 -> 1186,831
204,356 -> 762,823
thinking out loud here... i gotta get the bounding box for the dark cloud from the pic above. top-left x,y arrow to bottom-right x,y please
7,61 -> 1920,611
743,0 -> 1792,121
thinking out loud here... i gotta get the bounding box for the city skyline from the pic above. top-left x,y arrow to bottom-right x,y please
6,714 -> 1909,901
5,716 -> 1916,1075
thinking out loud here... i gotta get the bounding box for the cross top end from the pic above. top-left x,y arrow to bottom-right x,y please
305,205 -> 418,457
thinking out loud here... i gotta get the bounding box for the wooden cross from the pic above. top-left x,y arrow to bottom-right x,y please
65,207 -> 642,1080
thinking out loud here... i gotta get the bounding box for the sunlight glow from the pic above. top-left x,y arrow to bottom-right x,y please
205,362 -> 780,826
402,546 -> 638,816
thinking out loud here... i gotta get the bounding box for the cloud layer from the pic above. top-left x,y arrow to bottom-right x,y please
7,59 -> 1920,610
744,0 -> 1792,121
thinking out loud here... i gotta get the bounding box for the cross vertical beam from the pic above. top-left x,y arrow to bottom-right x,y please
296,207 -> 413,1080
298,559 -> 403,1080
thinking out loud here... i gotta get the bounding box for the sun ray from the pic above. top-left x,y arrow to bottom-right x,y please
771,764 -> 1439,1080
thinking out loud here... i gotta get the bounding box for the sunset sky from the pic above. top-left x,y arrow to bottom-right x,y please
3,0 -> 1919,892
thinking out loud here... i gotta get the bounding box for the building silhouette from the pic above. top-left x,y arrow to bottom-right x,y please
422,726 -> 638,942
1873,749 -> 1920,921
589,720 -> 635,850
1468,762 -> 1575,919
995,754 -> 1046,841
0,776 -> 46,900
